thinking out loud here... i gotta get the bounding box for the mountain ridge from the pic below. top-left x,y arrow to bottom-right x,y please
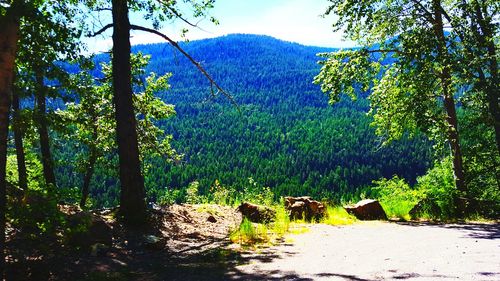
59,34 -> 432,206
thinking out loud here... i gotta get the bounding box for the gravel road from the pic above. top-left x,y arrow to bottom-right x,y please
230,222 -> 500,281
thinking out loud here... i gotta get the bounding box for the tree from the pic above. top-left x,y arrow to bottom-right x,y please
11,76 -> 27,191
1,1 -> 80,276
446,0 -> 500,157
15,3 -> 80,188
86,0 -> 229,224
0,2 -> 21,277
315,0 -> 471,197
60,53 -> 177,208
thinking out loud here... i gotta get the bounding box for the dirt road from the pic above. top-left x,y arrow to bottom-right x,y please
230,222 -> 500,280
71,221 -> 499,280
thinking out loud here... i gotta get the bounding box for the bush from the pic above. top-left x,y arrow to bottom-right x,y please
272,201 -> 290,236
416,157 -> 457,219
185,181 -> 202,204
372,176 -> 422,220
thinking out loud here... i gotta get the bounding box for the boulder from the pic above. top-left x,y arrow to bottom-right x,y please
67,212 -> 113,251
237,202 -> 275,223
344,199 -> 387,220
284,196 -> 325,221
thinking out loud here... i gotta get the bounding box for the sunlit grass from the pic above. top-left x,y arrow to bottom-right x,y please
320,205 -> 357,225
380,200 -> 414,221
230,218 -> 271,246
272,204 -> 290,237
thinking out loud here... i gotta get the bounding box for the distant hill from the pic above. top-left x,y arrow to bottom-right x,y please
60,34 -> 432,206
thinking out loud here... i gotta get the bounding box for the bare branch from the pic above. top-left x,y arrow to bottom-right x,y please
88,23 -> 113,37
130,24 -> 238,110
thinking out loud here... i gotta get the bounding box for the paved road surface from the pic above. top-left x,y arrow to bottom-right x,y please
230,222 -> 500,280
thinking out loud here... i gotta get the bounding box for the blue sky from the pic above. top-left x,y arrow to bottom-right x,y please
87,0 -> 354,53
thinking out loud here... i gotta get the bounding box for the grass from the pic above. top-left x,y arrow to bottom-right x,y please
229,218 -> 270,246
230,203 -> 361,247
379,200 -> 414,221
320,205 -> 357,225
195,204 -> 224,217
230,204 -> 294,247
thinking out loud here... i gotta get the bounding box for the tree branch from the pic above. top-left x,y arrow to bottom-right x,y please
409,0 -> 435,23
156,0 -> 211,33
88,23 -> 113,37
367,49 -> 400,54
130,24 -> 238,110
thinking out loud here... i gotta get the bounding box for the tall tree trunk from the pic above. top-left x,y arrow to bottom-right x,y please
80,152 -> 96,209
35,72 -> 56,187
112,0 -> 147,224
473,2 -> 500,157
80,121 -> 98,209
12,83 -> 27,191
432,0 -> 467,196
0,11 -> 20,280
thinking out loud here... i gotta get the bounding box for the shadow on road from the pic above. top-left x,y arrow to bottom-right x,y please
395,221 -> 500,240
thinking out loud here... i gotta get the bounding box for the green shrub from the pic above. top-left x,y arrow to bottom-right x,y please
272,201 -> 290,236
185,181 -> 202,204
372,176 -> 423,220
157,188 -> 184,205
210,179 -> 238,206
416,157 -> 457,219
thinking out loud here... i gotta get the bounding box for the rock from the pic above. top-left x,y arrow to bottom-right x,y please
284,196 -> 325,221
142,235 -> 164,250
207,215 -> 217,223
237,202 -> 275,223
67,212 -> 113,251
344,199 -> 387,220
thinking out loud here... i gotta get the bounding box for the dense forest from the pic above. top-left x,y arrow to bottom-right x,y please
0,0 -> 499,279
54,34 -> 434,207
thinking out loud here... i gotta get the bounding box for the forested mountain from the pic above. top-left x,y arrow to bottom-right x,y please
57,34 -> 432,206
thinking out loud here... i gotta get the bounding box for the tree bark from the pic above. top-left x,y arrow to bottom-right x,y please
80,121 -> 98,209
432,0 -> 467,196
112,0 -> 147,224
0,11 -> 20,280
35,72 -> 56,187
12,82 -> 27,191
80,152 -> 96,209
473,2 -> 500,158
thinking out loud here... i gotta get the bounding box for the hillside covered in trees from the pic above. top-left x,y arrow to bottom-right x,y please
1,0 -> 499,279
54,34 -> 433,207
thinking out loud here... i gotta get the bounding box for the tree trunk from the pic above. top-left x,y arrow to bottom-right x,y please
0,12 -> 19,280
432,0 -> 467,196
112,0 -> 147,224
80,122 -> 98,209
35,72 -> 56,187
80,152 -> 96,209
12,83 -> 27,191
473,2 -> 500,158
